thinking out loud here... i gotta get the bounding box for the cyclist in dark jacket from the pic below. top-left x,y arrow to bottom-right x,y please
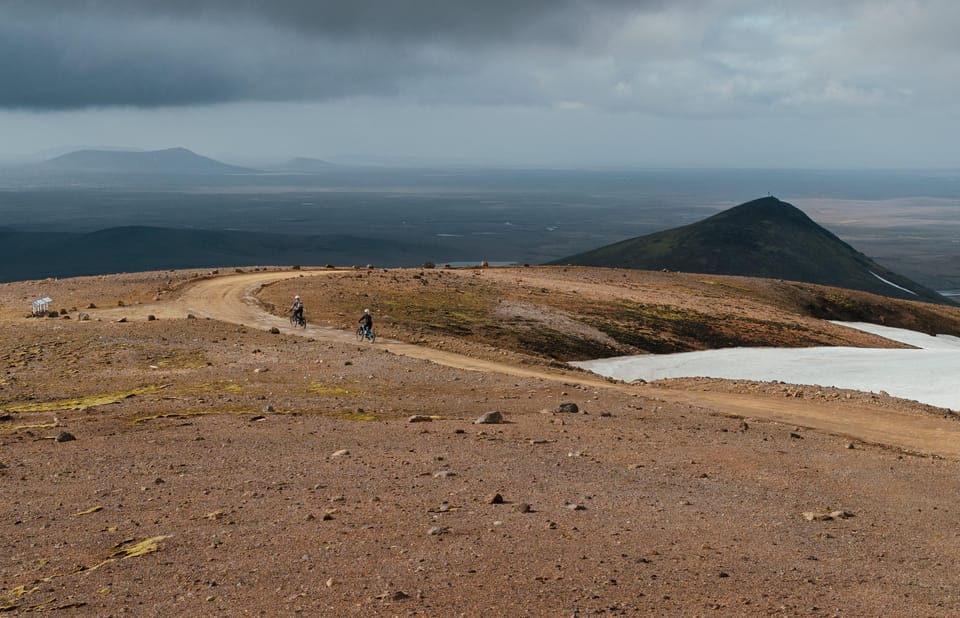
358,308 -> 373,334
290,295 -> 304,325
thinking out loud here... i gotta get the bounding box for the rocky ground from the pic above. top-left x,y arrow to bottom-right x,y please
3,266 -> 960,616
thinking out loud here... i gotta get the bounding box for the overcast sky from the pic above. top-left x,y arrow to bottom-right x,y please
2,0 -> 959,167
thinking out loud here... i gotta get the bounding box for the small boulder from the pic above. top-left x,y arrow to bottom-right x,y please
269,326 -> 280,334
55,431 -> 76,443
408,415 -> 434,423
78,313 -> 90,321
147,315 -> 157,321
475,411 -> 503,424
556,402 -> 579,414
488,493 -> 504,504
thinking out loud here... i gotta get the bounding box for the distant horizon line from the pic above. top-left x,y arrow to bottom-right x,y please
1,147 -> 958,175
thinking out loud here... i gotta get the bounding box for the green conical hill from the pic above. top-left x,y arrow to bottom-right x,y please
553,196 -> 952,305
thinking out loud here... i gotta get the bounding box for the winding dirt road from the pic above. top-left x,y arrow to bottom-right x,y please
102,269 -> 960,459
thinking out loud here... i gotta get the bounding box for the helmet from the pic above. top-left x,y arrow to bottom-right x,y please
295,295 -> 300,300
364,308 -> 370,314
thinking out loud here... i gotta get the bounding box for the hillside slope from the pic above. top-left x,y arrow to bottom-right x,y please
554,196 -> 952,305
4,267 -> 960,615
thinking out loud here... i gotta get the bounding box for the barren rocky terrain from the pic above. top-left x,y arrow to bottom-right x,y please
4,266 -> 960,616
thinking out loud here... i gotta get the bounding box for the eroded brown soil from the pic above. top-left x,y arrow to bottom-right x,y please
3,267 -> 960,616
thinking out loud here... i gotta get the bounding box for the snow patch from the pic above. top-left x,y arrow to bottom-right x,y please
870,271 -> 917,296
571,322 -> 960,411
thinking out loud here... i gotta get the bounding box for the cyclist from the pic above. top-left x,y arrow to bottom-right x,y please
358,308 -> 373,338
290,295 -> 304,326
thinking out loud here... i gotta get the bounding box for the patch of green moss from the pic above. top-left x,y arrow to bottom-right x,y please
306,382 -> 353,396
150,350 -> 208,369
512,327 -> 621,361
4,385 -> 165,413
334,410 -> 378,422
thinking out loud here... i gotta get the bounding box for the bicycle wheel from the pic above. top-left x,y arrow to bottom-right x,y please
356,327 -> 364,342
367,330 -> 376,343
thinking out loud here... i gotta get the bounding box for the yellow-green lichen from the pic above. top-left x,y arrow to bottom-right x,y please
2,386 -> 166,413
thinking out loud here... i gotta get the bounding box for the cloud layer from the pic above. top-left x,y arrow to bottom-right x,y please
4,0 -> 959,116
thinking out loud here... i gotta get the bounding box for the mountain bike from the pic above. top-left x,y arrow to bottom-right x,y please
290,312 -> 306,328
356,325 -> 376,343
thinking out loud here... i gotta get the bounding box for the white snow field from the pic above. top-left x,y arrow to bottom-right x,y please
571,322 -> 960,412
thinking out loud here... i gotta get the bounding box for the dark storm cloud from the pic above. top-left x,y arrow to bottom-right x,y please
8,0 -> 647,44
0,0 -> 649,109
2,1 -> 956,114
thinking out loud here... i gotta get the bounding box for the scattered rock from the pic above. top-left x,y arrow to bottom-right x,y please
269,327 -> 280,334
78,313 -> 90,321
529,438 -> 549,445
488,493 -> 504,504
565,502 -> 586,511
87,303 -> 97,309
427,526 -> 449,536
433,470 -> 456,478
378,590 -> 410,602
261,405 -> 275,413
516,503 -> 532,513
186,314 -> 197,320
330,449 -> 350,458
249,415 -> 266,422
802,510 -> 854,522
845,442 -> 856,449
556,402 -> 580,414
117,317 -> 128,323
322,514 -> 334,521
790,432 -> 803,439
0,413 -> 13,422
55,431 -> 76,443
475,411 -> 503,424
437,501 -> 452,513
408,415 -> 434,423
147,315 -> 157,321
254,367 -> 269,373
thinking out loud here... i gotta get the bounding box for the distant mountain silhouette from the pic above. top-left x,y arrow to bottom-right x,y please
0,227 -> 466,282
553,196 -> 953,305
38,148 -> 254,174
284,157 -> 337,172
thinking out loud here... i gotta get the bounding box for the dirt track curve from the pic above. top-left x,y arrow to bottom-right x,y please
100,269 -> 960,459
